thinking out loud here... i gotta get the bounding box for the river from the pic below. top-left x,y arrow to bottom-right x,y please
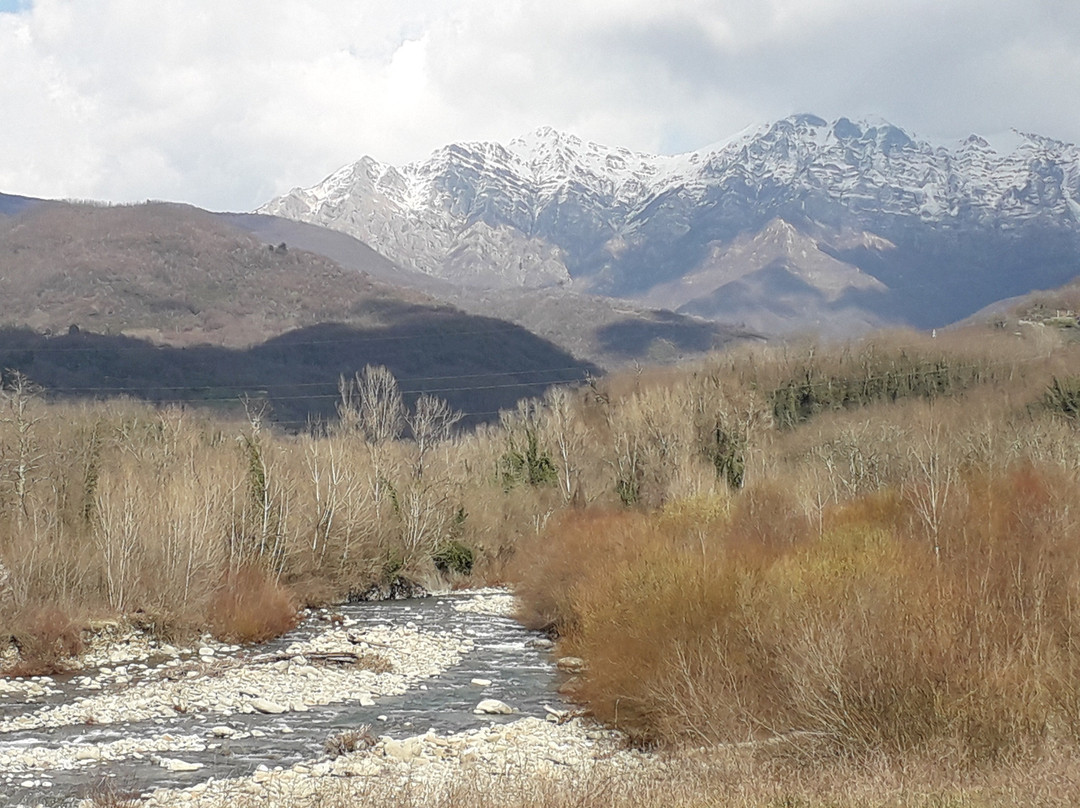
0,590 -> 565,807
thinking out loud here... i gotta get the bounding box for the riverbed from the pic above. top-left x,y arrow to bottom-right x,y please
1,590 -> 588,807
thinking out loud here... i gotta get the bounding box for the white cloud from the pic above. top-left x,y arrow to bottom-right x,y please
0,0 -> 1078,211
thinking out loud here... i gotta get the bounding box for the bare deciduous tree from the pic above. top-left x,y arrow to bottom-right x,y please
904,422 -> 959,562
338,365 -> 406,507
339,365 -> 405,446
1,371 -> 44,527
543,386 -> 584,502
408,394 -> 462,480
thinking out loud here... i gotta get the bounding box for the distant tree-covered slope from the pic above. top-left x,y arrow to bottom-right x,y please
0,199 -> 594,424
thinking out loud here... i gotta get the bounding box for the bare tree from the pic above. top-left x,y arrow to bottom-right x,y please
407,393 -> 462,480
1,371 -> 44,527
904,422 -> 958,563
338,365 -> 406,506
93,475 -> 141,612
397,484 -> 452,566
339,365 -> 405,445
542,386 -> 584,502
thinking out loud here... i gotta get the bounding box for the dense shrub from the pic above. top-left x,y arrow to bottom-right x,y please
771,353 -> 994,429
1043,376 -> 1080,420
210,565 -> 298,643
6,604 -> 85,675
520,463 -> 1080,758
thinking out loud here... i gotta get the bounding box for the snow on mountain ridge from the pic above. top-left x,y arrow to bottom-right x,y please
259,114 -> 1080,294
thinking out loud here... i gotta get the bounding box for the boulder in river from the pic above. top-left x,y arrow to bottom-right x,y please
157,757 -> 204,772
384,737 -> 424,761
250,697 -> 288,714
474,698 -> 514,715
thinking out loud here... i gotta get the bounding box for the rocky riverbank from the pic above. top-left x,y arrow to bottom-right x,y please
134,715 -> 644,808
1,621 -> 469,735
4,589 -> 620,808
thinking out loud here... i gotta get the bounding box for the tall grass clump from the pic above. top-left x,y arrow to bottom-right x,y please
6,603 -> 85,675
210,565 -> 298,643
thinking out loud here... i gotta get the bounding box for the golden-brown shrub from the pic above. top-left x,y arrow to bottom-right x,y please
210,565 -> 299,643
519,460 -> 1080,758
7,603 -> 85,675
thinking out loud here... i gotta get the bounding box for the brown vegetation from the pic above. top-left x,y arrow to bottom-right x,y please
6,603 -> 84,676
524,469 -> 1080,758
6,321 -> 1080,798
513,327 -> 1080,768
210,566 -> 299,643
0,364 -> 567,659
0,200 -> 428,348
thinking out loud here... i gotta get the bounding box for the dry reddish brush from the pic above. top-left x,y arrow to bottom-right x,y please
521,461 -> 1080,760
210,565 -> 299,643
512,509 -> 649,633
6,603 -> 84,675
508,326 -> 1080,769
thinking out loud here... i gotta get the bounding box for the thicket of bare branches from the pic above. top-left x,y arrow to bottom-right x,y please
1,326 -> 1079,711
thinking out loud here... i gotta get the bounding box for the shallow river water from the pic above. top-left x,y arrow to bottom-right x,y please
1,591 -> 564,807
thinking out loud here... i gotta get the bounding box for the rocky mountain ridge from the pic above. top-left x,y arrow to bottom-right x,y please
260,115 -> 1080,334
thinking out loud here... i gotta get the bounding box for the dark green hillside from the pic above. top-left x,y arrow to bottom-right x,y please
0,316 -> 593,429
0,198 -> 594,425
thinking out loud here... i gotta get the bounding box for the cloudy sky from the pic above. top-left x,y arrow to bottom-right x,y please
1,0 -> 1078,212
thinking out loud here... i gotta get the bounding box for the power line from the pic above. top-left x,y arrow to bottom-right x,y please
10,351 -> 1060,404
31,365 -> 592,394
0,323 -> 548,354
29,374 -> 589,404
46,376 -> 588,403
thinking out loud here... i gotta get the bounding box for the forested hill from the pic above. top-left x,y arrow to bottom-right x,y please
0,199 -> 593,426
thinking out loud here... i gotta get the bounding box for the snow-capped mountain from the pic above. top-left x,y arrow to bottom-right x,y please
259,115 -> 1080,334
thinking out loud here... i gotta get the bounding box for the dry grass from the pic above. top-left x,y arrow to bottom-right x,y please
322,724 -> 376,759
79,771 -> 143,808
210,566 -> 299,643
5,602 -> 84,675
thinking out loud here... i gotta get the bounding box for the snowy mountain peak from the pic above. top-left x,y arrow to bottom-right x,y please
259,115 -> 1080,326
507,125 -> 579,155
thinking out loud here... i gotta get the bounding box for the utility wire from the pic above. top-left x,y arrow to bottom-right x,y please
30,365 -> 592,394
51,377 -> 588,403
0,324 -> 546,354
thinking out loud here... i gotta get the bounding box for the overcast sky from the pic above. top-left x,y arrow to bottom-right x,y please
1,0 -> 1078,212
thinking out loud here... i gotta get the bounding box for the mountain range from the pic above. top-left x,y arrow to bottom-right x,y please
2,113 -> 1078,424
260,114 -> 1080,335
